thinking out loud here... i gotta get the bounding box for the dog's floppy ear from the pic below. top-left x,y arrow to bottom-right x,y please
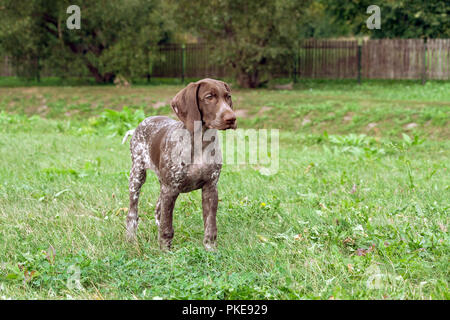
220,80 -> 233,109
220,80 -> 231,93
170,82 -> 201,132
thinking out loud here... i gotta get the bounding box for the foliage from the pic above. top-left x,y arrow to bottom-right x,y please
3,0 -> 448,86
324,0 -> 450,38
0,0 -> 173,82
172,0 -> 312,88
298,1 -> 350,38
89,107 -> 146,136
324,133 -> 386,157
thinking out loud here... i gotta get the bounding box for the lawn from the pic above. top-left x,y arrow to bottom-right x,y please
0,79 -> 449,299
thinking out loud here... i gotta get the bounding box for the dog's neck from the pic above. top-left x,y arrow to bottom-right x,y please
187,126 -> 220,165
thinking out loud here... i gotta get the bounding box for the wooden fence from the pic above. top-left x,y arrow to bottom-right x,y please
294,39 -> 449,81
2,39 -> 450,81
296,39 -> 359,79
426,39 -> 450,80
1,56 -> 14,77
151,43 -> 227,78
362,39 -> 425,80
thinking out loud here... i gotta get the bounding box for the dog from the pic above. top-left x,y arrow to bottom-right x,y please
123,78 -> 236,251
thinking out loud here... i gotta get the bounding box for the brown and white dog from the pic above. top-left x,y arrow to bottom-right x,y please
123,78 -> 236,251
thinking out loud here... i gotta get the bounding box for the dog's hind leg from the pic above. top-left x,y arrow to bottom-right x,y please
126,163 -> 146,241
154,196 -> 161,227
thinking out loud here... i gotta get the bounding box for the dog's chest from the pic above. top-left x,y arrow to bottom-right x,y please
168,161 -> 221,193
158,133 -> 222,191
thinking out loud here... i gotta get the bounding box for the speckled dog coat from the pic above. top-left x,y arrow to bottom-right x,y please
124,78 -> 236,250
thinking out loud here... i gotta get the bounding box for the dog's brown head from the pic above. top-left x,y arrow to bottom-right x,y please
170,78 -> 237,132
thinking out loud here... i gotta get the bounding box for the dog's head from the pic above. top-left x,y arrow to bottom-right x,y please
170,78 -> 237,132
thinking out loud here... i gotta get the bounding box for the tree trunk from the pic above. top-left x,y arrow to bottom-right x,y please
86,62 -> 115,83
237,69 -> 260,88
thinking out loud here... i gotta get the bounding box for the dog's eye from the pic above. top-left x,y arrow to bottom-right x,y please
205,94 -> 214,100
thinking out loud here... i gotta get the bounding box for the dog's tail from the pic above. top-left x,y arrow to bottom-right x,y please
122,129 -> 135,144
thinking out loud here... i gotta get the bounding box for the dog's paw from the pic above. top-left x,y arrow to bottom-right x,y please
158,240 -> 172,251
126,231 -> 137,242
126,224 -> 138,242
203,241 -> 217,252
158,229 -> 174,251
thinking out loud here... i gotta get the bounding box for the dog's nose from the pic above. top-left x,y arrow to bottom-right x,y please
224,112 -> 236,124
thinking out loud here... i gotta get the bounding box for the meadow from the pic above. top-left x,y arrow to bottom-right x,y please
0,79 -> 449,299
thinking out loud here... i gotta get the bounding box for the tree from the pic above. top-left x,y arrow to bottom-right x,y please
0,0 -> 173,82
324,0 -> 450,39
173,0 -> 311,88
297,1 -> 350,38
0,1 -> 50,79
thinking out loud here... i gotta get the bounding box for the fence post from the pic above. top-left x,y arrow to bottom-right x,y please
36,55 -> 41,83
357,41 -> 362,85
292,50 -> 298,83
421,38 -> 427,85
146,47 -> 151,83
181,44 -> 186,83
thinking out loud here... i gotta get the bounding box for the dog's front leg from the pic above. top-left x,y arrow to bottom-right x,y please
202,183 -> 218,251
157,185 -> 179,250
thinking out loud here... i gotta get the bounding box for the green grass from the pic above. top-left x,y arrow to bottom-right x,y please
0,79 -> 449,299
